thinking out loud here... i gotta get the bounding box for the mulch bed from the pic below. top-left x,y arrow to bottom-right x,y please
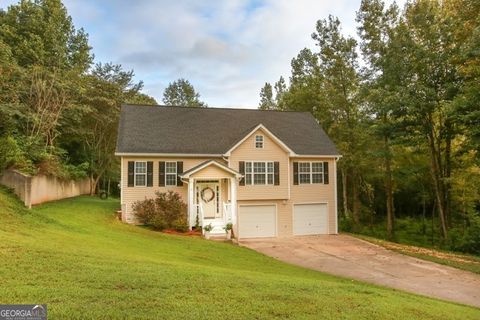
162,229 -> 202,237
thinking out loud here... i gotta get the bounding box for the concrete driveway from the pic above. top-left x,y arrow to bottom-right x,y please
240,234 -> 480,308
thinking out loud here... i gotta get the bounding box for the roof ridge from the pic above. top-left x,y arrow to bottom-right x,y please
121,103 -> 311,114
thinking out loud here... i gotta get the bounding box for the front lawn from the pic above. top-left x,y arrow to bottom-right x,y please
0,188 -> 478,319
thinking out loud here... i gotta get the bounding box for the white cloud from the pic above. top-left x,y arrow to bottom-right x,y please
2,0 -> 407,108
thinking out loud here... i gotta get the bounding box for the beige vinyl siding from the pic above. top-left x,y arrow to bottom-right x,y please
230,128 -> 289,201
191,165 -> 234,179
290,158 -> 337,234
121,157 -> 222,223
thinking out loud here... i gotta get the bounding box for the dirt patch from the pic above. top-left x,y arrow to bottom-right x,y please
362,238 -> 480,265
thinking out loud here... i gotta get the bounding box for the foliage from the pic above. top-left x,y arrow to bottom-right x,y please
203,223 -> 213,232
0,135 -> 25,171
224,222 -> 233,232
162,78 -> 207,107
0,0 -> 155,190
259,0 -> 480,249
132,191 -> 188,231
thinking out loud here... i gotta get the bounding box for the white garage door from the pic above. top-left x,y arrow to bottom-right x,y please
293,203 -> 328,235
238,205 -> 276,238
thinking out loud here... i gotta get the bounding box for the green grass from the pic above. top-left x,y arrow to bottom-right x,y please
350,233 -> 480,275
0,188 -> 478,319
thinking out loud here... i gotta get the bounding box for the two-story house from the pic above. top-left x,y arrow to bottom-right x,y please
116,105 -> 340,239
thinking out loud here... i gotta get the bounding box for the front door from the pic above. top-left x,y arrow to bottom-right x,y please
196,180 -> 221,219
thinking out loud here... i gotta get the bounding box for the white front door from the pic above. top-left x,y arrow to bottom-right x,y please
196,180 -> 221,219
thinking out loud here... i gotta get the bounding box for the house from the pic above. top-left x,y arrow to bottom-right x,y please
116,105 -> 341,239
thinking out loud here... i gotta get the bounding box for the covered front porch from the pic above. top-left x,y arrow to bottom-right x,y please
179,160 -> 242,237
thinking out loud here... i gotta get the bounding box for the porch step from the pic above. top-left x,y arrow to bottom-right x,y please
208,234 -> 229,241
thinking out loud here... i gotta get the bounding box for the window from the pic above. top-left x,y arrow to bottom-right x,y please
165,161 -> 177,186
244,161 -> 274,185
299,162 -> 311,184
312,162 -> 324,184
298,162 -> 324,184
255,135 -> 264,148
245,162 -> 252,185
134,161 -> 147,186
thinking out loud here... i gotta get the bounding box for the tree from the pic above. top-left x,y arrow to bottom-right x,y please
312,15 -> 367,224
357,0 -> 405,239
162,78 -> 206,107
273,76 -> 287,110
258,77 -> 286,110
0,0 -> 92,72
400,0 -> 462,239
74,63 -> 149,194
258,82 -> 275,110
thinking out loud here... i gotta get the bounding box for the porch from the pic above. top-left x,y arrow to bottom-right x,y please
179,160 -> 242,237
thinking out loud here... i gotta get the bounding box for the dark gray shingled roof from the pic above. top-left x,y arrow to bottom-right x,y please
116,105 -> 339,156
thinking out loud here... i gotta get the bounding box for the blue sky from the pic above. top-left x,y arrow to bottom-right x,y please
1,0 -> 405,108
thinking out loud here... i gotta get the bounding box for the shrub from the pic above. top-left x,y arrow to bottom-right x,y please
0,136 -> 24,171
449,215 -> 480,254
132,191 -> 188,231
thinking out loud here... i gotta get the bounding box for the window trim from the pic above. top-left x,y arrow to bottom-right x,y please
134,161 -> 147,187
165,161 -> 177,186
244,161 -> 274,185
298,162 -> 324,185
255,135 -> 264,149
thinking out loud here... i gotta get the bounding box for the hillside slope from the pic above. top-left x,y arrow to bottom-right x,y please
0,187 -> 478,319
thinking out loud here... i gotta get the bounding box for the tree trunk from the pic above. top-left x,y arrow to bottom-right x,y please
352,172 -> 361,224
427,129 -> 448,239
342,169 -> 349,218
89,174 -> 95,196
384,135 -> 395,240
444,121 -> 452,228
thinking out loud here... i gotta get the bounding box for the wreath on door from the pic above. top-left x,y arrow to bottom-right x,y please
200,187 -> 215,203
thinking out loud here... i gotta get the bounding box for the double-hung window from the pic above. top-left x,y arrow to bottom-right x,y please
134,161 -> 147,186
298,162 -> 324,184
165,162 -> 177,186
255,135 -> 264,148
245,161 -> 274,185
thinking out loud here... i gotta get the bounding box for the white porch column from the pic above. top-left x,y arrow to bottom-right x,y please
230,177 -> 237,225
188,177 -> 194,229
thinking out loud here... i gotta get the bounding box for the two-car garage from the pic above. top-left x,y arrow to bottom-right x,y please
238,203 -> 329,239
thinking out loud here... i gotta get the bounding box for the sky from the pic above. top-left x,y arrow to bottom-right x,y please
1,0 -> 406,108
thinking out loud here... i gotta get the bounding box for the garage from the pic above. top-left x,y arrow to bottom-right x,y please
293,203 -> 328,235
238,205 -> 276,238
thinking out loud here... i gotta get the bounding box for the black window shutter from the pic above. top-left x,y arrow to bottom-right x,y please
323,161 -> 329,184
274,161 -> 280,185
177,161 -> 183,186
159,161 -> 165,187
239,161 -> 245,186
147,161 -> 153,186
127,161 -> 134,187
293,162 -> 299,185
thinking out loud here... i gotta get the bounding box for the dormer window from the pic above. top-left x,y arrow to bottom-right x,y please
255,135 -> 264,149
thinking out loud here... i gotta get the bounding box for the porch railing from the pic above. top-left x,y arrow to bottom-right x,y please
223,202 -> 232,224
191,203 -> 204,233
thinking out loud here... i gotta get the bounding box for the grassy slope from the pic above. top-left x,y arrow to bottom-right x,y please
350,234 -> 480,275
0,188 -> 478,319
